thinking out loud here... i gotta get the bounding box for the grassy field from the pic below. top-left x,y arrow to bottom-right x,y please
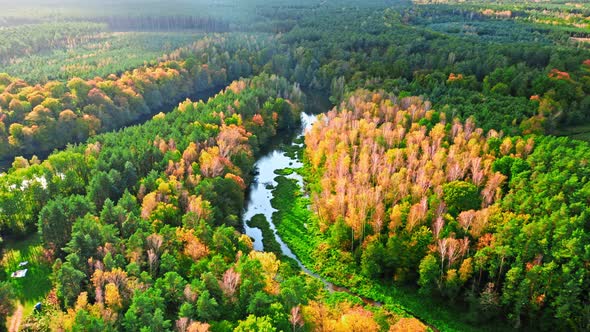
246,213 -> 282,255
1,234 -> 52,326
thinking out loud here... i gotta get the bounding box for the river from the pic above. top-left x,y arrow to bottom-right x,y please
240,95 -> 442,331
240,95 -> 387,307
242,111 -> 319,269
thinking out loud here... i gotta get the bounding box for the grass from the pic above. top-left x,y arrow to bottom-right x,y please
283,136 -> 305,160
0,234 -> 52,319
270,175 -> 315,260
273,168 -> 295,176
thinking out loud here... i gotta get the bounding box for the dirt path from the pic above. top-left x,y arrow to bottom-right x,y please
8,303 -> 23,332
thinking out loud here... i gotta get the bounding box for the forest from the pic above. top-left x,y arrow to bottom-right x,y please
0,0 -> 589,331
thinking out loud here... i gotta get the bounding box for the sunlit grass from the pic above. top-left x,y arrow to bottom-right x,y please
1,234 -> 52,318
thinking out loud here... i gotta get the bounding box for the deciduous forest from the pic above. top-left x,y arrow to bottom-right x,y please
0,0 -> 589,331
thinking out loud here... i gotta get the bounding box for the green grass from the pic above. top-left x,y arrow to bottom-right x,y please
270,175 -> 315,260
273,168 -> 295,176
282,137 -> 305,159
0,234 -> 52,317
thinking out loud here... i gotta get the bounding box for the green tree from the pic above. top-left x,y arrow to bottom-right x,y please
442,181 -> 481,216
196,290 -> 219,321
64,214 -> 118,270
56,261 -> 85,307
154,272 -> 187,315
72,309 -> 107,332
418,254 -> 439,295
234,315 -> 277,332
123,287 -> 171,332
361,239 -> 385,279
38,195 -> 94,255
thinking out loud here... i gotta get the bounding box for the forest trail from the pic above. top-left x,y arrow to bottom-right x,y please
8,303 -> 23,332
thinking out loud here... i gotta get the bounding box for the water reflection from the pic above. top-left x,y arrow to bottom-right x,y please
242,112 -> 316,252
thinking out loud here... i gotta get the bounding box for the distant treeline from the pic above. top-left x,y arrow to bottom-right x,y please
83,15 -> 231,32
0,17 -> 42,27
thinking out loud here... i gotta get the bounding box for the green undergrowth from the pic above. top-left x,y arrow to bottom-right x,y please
273,168 -> 295,176
271,170 -> 511,332
283,136 -> 305,159
246,214 -> 281,255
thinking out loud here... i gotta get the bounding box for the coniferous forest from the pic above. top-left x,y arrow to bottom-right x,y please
0,1 -> 589,331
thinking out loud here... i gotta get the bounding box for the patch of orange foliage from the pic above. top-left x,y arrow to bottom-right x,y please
389,318 -> 427,332
447,73 -> 464,82
548,69 -> 571,80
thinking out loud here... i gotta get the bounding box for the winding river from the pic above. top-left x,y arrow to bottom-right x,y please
241,96 -> 385,305
242,111 -> 320,273
241,97 -> 439,331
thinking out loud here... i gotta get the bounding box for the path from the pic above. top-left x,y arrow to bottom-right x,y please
8,303 -> 23,332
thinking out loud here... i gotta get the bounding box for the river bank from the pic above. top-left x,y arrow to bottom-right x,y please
238,91 -> 515,331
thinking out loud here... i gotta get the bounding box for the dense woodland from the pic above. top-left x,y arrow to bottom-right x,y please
1,32 -> 206,82
0,0 -> 589,331
0,34 -> 273,159
304,90 -> 589,330
2,0 -> 590,162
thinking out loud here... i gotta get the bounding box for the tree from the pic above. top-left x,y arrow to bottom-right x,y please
289,305 -> 304,332
38,195 -> 94,255
247,291 -> 274,317
56,261 -> 86,307
442,181 -> 481,217
389,318 -> 427,332
154,272 -> 187,314
195,290 -> 219,322
71,307 -> 108,332
123,287 -> 171,332
234,315 -> 276,332
87,171 -> 115,209
418,254 -> 439,295
361,238 -> 385,279
64,214 -> 118,268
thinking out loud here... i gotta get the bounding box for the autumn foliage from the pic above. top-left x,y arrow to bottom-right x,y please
0,34 -> 267,160
302,89 -> 590,328
306,90 -> 532,253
